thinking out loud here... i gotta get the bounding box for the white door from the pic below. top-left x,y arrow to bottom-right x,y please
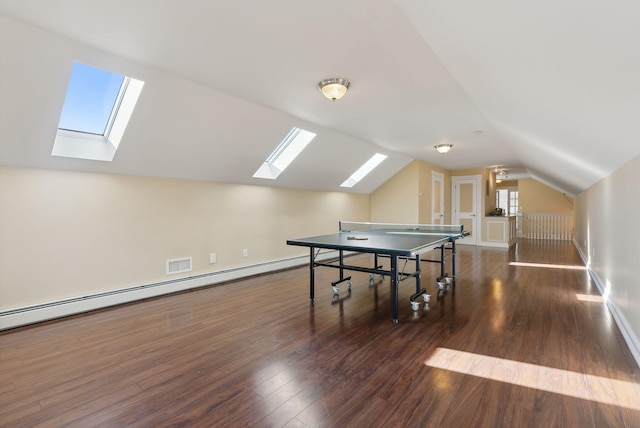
452,175 -> 481,245
432,171 -> 444,224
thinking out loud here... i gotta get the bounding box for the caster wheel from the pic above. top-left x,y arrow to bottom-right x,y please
423,293 -> 431,303
332,286 -> 339,295
410,301 -> 420,311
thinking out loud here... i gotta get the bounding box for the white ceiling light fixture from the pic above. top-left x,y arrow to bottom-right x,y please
434,144 -> 453,154
253,127 -> 316,180
341,153 -> 387,188
317,78 -> 350,101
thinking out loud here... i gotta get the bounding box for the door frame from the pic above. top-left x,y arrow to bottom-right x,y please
431,171 -> 444,224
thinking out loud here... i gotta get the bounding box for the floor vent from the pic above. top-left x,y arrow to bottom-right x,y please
166,257 -> 192,275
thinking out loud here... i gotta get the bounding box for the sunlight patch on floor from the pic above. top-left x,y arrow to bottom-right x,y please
424,347 -> 640,410
509,261 -> 586,270
576,294 -> 605,303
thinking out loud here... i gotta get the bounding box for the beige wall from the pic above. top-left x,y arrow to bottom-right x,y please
574,155 -> 640,365
417,161 -> 451,224
497,180 -> 518,189
518,179 -> 574,214
481,169 -> 495,215
0,166 -> 369,310
370,160 -> 420,223
370,160 -> 451,224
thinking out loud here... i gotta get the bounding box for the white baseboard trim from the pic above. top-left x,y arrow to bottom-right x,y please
478,241 -> 510,248
573,239 -> 640,368
0,251 -> 337,331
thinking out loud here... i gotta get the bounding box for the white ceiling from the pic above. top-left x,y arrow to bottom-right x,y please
1,1 -> 639,196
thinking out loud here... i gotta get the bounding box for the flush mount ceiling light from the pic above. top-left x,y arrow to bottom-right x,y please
434,144 -> 453,154
317,78 -> 350,101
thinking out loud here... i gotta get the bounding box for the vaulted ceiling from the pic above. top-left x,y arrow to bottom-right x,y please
1,1 -> 638,196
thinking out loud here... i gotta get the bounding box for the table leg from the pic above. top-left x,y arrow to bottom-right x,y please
451,240 -> 457,277
391,256 -> 399,323
309,247 -> 315,302
415,255 -> 421,294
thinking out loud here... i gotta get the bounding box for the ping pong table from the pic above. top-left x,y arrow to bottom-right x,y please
287,221 -> 469,323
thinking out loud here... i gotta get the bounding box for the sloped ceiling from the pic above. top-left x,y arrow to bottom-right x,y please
1,0 -> 638,196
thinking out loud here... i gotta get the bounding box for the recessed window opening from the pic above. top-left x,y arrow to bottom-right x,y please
341,153 -> 387,188
253,127 -> 316,180
52,61 -> 144,162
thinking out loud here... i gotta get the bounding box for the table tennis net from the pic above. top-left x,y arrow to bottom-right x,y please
339,221 -> 464,235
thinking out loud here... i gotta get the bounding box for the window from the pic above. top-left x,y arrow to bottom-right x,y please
496,188 -> 519,215
58,63 -> 125,135
253,127 -> 316,180
341,153 -> 387,188
496,189 -> 508,212
509,190 -> 519,215
52,62 -> 145,162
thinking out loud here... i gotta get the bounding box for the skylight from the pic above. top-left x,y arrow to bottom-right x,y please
253,127 -> 316,180
58,63 -> 125,135
341,153 -> 387,188
52,62 -> 144,162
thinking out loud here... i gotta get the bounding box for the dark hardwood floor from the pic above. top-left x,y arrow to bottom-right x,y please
2,239 -> 640,427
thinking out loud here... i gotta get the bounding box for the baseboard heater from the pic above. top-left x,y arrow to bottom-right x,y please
0,250 -> 341,331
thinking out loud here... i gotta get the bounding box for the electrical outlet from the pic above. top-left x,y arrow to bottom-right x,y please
209,253 -> 217,264
242,249 -> 249,258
